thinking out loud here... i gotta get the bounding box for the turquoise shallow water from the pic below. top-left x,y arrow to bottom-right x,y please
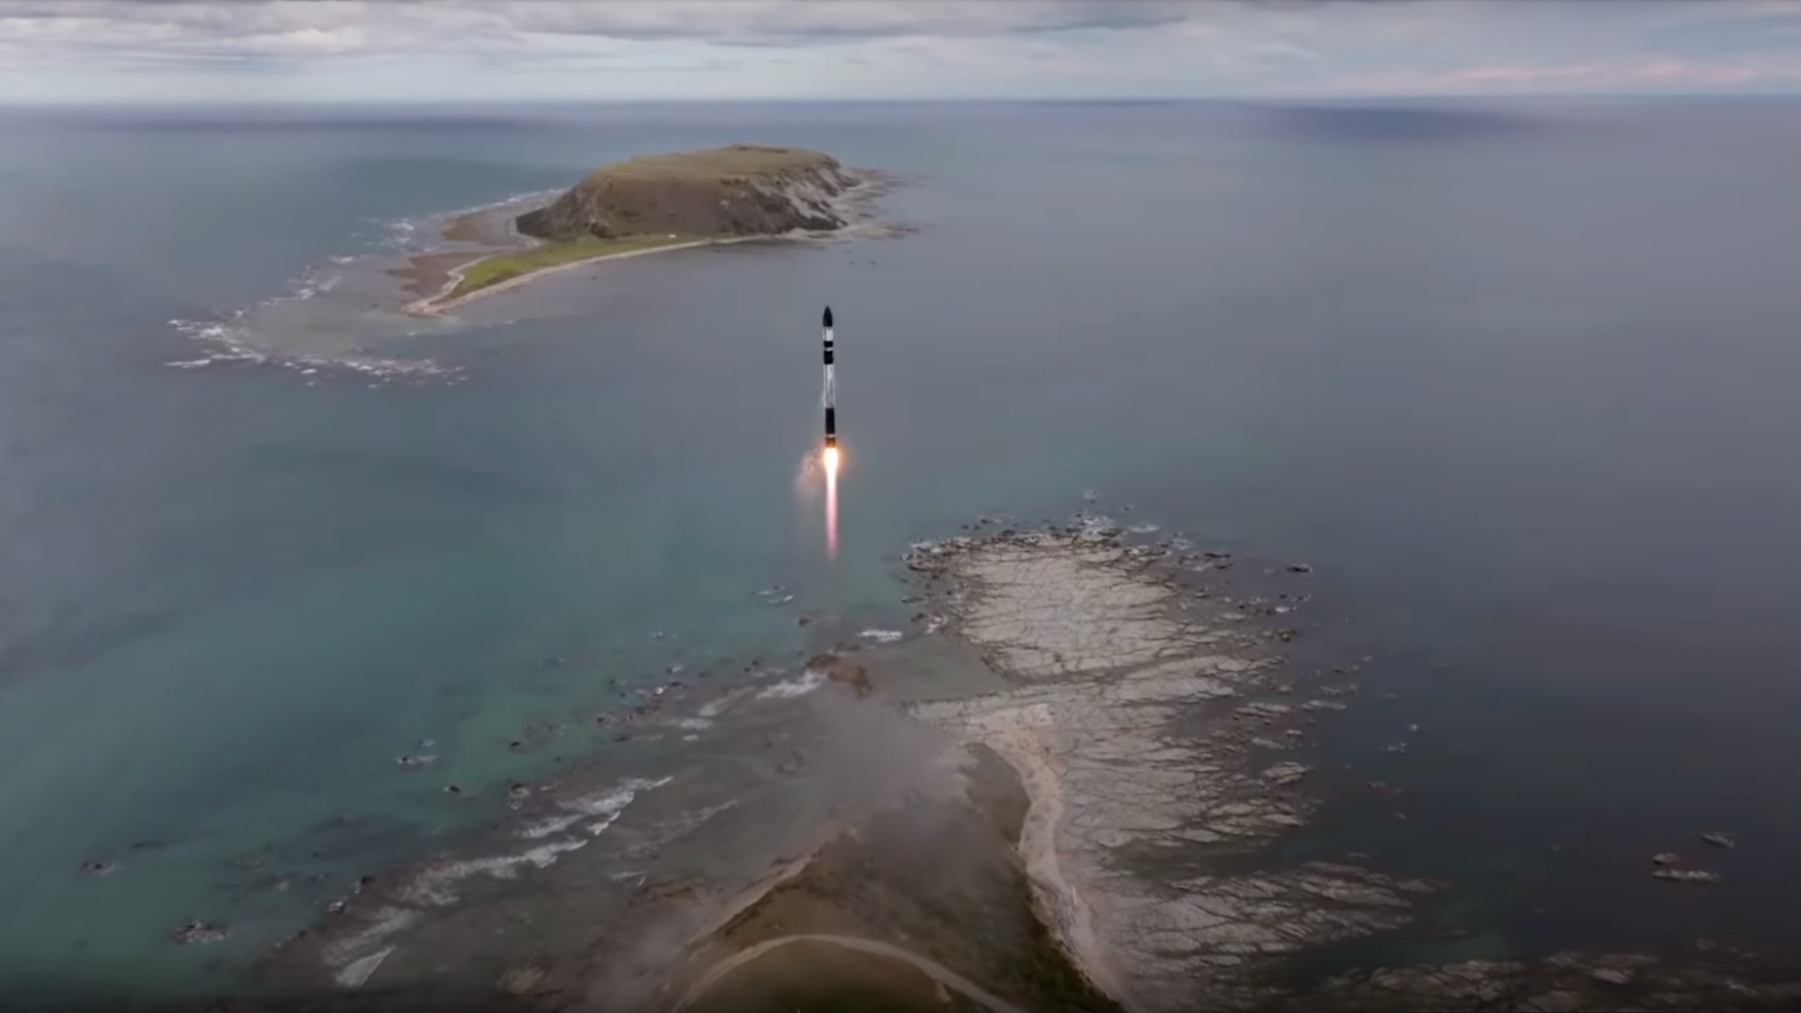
4,100 -> 1801,1006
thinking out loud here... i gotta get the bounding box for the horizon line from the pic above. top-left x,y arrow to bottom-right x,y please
4,92 -> 1801,111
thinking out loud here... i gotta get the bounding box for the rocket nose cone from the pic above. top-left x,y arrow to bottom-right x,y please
822,306 -> 833,328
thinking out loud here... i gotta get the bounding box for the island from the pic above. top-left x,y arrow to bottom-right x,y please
397,145 -> 869,315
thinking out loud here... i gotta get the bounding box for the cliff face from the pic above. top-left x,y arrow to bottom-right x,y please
514,145 -> 862,241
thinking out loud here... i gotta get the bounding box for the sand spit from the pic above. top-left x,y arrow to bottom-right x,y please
402,237 -> 742,318
662,739 -> 1123,1013
674,934 -> 1035,1013
905,527 -> 1433,1011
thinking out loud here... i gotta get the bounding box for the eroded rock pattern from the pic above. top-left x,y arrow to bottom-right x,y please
1276,951 -> 1801,1012
514,145 -> 864,241
905,530 -> 1430,1012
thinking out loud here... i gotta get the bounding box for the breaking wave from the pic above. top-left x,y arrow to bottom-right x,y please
322,774 -> 673,977
756,669 -> 827,700
165,316 -> 458,383
361,187 -> 558,254
419,776 -> 673,901
166,187 -> 559,383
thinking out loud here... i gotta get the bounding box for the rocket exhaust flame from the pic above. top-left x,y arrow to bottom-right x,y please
824,446 -> 839,560
821,305 -> 839,559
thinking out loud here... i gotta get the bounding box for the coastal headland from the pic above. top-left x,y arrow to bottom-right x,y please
391,146 -> 879,316
185,513 -> 1801,1013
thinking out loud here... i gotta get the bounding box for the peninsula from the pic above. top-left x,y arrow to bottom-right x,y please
398,145 -> 868,315
250,513 -> 1801,1013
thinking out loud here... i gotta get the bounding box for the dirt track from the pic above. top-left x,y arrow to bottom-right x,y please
675,933 -> 1034,1013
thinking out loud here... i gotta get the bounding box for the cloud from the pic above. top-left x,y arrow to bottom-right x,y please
0,1 -> 1202,61
2,0 -> 1800,102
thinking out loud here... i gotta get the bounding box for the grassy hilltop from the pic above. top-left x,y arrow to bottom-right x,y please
436,145 -> 859,301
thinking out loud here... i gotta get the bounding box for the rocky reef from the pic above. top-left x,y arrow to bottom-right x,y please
513,145 -> 864,242
138,515 -> 1801,1013
1271,952 -> 1801,1012
902,526 -> 1433,1011
896,519 -> 1801,1013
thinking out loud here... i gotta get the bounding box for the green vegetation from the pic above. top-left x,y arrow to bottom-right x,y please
585,144 -> 833,184
447,233 -> 702,299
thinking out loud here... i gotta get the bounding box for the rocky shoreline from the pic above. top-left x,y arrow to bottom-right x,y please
130,512 -> 1801,1013
514,146 -> 865,242
901,522 -> 1437,1011
394,147 -> 903,318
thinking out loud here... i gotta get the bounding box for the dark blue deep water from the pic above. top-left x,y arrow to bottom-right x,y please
2,99 -> 1800,1004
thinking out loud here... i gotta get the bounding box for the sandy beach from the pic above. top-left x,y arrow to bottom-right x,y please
401,236 -> 752,318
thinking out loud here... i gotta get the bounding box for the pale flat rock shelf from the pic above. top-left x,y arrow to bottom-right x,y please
904,531 -> 1433,1013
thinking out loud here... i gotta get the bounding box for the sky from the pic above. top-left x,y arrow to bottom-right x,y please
3,0 -> 1801,104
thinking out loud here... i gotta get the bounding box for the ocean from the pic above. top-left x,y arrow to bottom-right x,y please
2,98 -> 1800,1007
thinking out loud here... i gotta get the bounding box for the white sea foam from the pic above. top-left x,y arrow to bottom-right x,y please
375,215 -> 421,252
698,695 -> 734,719
400,774 -> 672,906
519,777 -> 671,841
756,669 -> 827,700
333,947 -> 393,988
403,840 -> 588,906
164,212 -> 487,382
166,314 -> 456,382
366,187 -> 561,253
321,905 -> 416,975
309,721 -> 738,983
1077,513 -> 1122,540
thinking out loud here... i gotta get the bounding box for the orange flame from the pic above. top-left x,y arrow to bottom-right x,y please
823,445 -> 840,560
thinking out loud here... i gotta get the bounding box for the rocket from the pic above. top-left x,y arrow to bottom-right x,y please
820,305 -> 841,558
822,305 -> 836,450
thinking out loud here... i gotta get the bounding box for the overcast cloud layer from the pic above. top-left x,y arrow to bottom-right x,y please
3,0 -> 1801,103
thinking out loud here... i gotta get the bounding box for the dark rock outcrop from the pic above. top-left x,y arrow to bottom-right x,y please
514,145 -> 861,241
1268,952 -> 1801,1012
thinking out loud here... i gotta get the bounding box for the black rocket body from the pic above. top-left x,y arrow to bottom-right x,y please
822,306 -> 836,449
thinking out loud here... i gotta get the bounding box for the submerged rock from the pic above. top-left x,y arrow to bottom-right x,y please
1275,951 -> 1801,1012
169,919 -> 229,945
827,663 -> 874,697
495,964 -> 546,995
1654,868 -> 1722,884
